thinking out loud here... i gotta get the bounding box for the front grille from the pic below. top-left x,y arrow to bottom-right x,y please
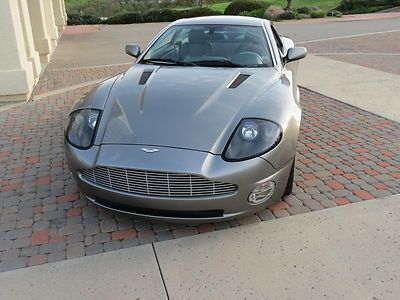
80,167 -> 237,198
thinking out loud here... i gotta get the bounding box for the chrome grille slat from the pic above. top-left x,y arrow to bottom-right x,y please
80,167 -> 237,198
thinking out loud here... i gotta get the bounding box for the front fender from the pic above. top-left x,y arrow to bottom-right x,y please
245,79 -> 302,169
70,75 -> 121,113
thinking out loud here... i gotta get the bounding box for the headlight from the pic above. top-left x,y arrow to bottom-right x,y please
223,119 -> 282,161
65,109 -> 101,149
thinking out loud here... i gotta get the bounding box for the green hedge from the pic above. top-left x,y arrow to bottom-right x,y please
68,8 -> 221,25
67,13 -> 102,25
278,10 -> 297,20
310,10 -> 326,18
106,8 -> 221,24
224,0 -> 268,15
295,6 -> 320,14
336,0 -> 399,13
239,8 -> 266,18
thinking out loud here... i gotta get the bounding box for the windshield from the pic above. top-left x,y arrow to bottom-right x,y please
140,25 -> 273,68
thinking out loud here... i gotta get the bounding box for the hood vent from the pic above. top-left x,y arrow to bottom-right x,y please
139,70 -> 154,85
228,74 -> 251,89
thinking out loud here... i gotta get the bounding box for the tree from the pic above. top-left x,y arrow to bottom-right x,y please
284,0 -> 292,10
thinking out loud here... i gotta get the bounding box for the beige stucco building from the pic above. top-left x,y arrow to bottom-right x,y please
0,0 -> 67,102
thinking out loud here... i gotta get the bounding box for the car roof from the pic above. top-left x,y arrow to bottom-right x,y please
172,16 -> 270,27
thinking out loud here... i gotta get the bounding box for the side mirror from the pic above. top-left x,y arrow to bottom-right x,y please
285,47 -> 307,63
125,44 -> 141,58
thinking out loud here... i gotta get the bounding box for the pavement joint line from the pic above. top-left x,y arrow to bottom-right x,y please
152,243 -> 171,300
48,62 -> 132,72
0,101 -> 26,113
297,29 -> 400,44
314,52 -> 400,56
31,77 -> 109,101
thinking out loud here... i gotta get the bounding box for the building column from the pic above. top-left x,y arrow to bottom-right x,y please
42,0 -> 59,48
0,0 -> 36,102
52,0 -> 66,31
61,0 -> 67,24
18,0 -> 42,78
27,0 -> 52,63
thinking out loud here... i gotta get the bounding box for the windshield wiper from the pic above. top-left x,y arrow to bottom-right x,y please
190,60 -> 243,68
140,59 -> 197,66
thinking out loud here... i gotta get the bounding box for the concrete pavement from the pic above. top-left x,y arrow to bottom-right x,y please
156,194 -> 400,300
1,194 -> 399,299
276,17 -> 400,43
0,244 -> 167,299
298,54 -> 400,122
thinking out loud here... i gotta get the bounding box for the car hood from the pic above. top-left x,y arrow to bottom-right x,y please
99,64 -> 280,154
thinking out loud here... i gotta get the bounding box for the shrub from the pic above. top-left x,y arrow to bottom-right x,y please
224,0 -> 268,15
337,0 -> 374,11
180,7 -> 221,18
142,9 -> 178,22
264,5 -> 284,20
277,10 -> 297,20
310,10 -> 326,18
336,0 -> 398,13
295,6 -> 320,14
106,12 -> 143,24
239,8 -> 266,18
67,13 -> 102,25
327,10 -> 343,17
296,13 -> 307,19
106,8 -> 221,25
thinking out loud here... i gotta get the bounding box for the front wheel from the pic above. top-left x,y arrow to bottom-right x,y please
283,159 -> 295,196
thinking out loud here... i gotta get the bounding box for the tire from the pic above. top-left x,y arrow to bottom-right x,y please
283,159 -> 295,196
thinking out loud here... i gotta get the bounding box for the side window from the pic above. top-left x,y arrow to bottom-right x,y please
271,25 -> 284,57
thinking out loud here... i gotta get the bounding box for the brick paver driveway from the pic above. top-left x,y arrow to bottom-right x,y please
303,31 -> 400,75
0,65 -> 399,272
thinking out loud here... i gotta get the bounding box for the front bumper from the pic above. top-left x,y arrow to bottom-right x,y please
64,142 -> 293,222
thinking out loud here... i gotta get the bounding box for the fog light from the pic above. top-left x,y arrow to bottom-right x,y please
248,181 -> 275,205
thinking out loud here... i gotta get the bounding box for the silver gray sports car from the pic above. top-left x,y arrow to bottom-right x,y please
63,16 -> 307,222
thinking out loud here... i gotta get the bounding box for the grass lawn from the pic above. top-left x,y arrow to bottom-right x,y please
211,0 -> 342,13
65,0 -> 87,5
65,0 -> 89,11
65,0 -> 87,3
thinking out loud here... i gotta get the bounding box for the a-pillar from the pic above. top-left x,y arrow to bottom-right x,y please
52,0 -> 66,31
42,0 -> 59,48
0,0 -> 36,102
27,0 -> 52,63
17,0 -> 42,79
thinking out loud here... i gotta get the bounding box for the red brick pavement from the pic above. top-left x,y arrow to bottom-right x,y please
64,25 -> 101,35
0,68 -> 399,272
31,64 -> 130,97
